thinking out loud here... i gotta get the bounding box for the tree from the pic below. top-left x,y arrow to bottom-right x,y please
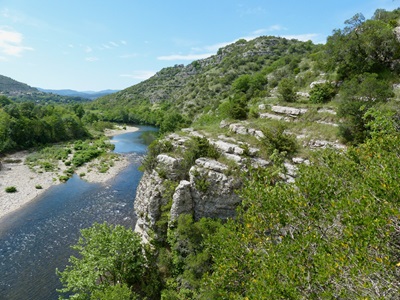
326,11 -> 400,79
57,222 -> 147,299
277,78 -> 297,102
338,73 -> 393,143
160,111 -> 188,134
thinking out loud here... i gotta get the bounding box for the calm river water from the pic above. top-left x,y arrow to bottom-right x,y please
0,126 -> 157,300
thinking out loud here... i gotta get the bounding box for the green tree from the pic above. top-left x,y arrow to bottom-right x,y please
160,111 -> 188,134
338,73 -> 393,143
326,11 -> 400,79
57,222 -> 148,299
277,78 -> 297,102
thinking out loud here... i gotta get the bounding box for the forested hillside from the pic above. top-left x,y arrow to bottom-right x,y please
1,7 -> 398,299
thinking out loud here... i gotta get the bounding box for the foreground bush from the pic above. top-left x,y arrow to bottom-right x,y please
200,110 -> 400,299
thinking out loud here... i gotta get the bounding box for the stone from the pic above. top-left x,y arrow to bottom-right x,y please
156,154 -> 182,180
211,140 -> 238,154
292,157 -> 305,164
195,158 -> 228,172
189,165 -> 242,220
258,104 -> 266,110
296,92 -> 310,98
229,123 -> 248,135
310,80 -> 327,88
254,130 -> 265,139
271,105 -> 308,116
284,162 -> 297,177
224,153 -> 243,163
170,180 -> 193,222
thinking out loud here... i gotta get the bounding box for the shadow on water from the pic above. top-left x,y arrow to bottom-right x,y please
0,126 -> 157,300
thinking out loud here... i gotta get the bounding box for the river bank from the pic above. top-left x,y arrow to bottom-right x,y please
0,125 -> 139,220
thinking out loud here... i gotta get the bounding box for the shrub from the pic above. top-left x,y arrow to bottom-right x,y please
35,184 -> 43,189
309,82 -> 337,103
277,78 -> 298,102
261,123 -> 298,156
5,186 -> 17,193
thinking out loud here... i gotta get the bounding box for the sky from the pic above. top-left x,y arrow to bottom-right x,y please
0,0 -> 399,91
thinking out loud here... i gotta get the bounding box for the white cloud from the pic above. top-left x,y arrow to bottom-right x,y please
157,53 -> 214,61
85,57 -> 99,62
121,40 -> 127,45
109,41 -> 119,47
120,71 -> 156,80
268,25 -> 287,32
0,27 -> 33,57
85,46 -> 92,53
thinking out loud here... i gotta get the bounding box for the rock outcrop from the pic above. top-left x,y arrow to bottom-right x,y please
134,133 -> 245,242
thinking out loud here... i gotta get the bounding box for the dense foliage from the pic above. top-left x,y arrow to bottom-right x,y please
57,109 -> 400,298
57,222 -> 160,299
0,99 -> 89,152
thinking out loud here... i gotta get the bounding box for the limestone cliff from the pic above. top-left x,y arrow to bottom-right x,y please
133,118 -> 331,242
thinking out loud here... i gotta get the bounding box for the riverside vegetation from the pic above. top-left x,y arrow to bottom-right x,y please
1,8 -> 400,299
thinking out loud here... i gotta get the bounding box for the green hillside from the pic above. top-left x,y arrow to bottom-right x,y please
54,8 -> 400,300
0,74 -> 38,94
0,74 -> 89,104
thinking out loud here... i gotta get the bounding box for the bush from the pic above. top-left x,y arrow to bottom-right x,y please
277,78 -> 298,102
261,123 -> 298,156
35,184 -> 43,189
309,82 -> 337,103
5,186 -> 17,193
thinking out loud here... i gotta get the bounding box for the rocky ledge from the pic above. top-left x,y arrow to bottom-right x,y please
133,126 -> 308,243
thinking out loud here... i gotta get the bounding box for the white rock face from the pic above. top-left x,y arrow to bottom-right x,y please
156,154 -> 182,180
133,129 -> 308,243
189,163 -> 242,220
170,180 -> 193,222
134,170 -> 168,243
271,105 -> 308,116
310,80 -> 328,88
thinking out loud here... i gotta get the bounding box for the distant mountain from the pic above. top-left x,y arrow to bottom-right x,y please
37,88 -> 120,100
0,75 -> 38,94
0,74 -> 90,104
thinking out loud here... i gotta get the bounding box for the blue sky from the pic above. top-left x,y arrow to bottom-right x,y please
0,0 -> 399,91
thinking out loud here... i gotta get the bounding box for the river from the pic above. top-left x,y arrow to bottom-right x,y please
0,126 -> 157,300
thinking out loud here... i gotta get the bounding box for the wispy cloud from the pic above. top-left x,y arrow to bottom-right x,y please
157,53 -> 214,61
100,41 -> 125,50
120,53 -> 139,59
0,27 -> 33,57
85,57 -> 99,62
85,46 -> 92,53
120,71 -> 156,80
237,5 -> 266,16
